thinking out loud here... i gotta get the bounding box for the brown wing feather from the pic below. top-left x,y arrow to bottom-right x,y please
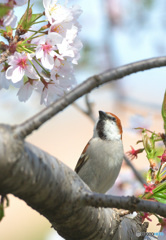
75,141 -> 90,173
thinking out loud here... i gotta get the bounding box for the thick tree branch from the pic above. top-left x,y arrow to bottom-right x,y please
14,56 -> 166,139
0,124 -> 163,237
0,124 -> 145,240
0,124 -> 117,239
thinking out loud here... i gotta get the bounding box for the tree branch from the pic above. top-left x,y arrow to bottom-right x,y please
14,56 -> 166,139
0,124 -> 163,237
73,94 -> 96,123
0,124 -> 145,240
123,155 -> 146,185
80,192 -> 166,217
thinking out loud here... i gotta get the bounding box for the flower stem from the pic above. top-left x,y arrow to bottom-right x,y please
33,58 -> 50,76
28,59 -> 41,78
25,0 -> 31,28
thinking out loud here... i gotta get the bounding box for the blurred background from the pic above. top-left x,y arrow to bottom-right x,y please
0,0 -> 166,239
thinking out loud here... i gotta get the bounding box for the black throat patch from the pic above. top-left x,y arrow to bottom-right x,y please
96,120 -> 107,140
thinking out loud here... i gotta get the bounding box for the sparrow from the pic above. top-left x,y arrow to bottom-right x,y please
75,111 -> 124,193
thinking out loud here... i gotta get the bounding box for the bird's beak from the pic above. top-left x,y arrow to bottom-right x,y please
99,111 -> 107,120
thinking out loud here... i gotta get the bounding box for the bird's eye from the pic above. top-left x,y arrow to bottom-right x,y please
108,116 -> 116,122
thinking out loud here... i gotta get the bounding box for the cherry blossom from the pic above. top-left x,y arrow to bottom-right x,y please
57,37 -> 83,64
35,60 -> 76,106
143,183 -> 156,194
17,80 -> 38,102
6,52 -> 39,83
70,4 -> 83,20
65,25 -> 80,44
43,0 -> 73,25
0,0 -> 82,105
49,21 -> 73,40
69,37 -> 83,64
126,146 -> 144,160
51,60 -> 76,89
36,80 -> 65,106
140,212 -> 152,222
35,33 -> 63,70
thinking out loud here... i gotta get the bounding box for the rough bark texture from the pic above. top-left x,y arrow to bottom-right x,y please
0,124 -> 146,239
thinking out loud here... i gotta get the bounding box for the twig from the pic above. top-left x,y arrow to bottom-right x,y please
124,155 -> 146,185
81,192 -> 166,218
85,94 -> 96,122
73,94 -> 96,123
13,56 -> 166,138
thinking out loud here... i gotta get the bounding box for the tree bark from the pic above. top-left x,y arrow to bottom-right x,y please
0,124 -> 146,239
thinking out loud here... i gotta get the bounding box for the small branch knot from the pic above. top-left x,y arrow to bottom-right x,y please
129,196 -> 140,211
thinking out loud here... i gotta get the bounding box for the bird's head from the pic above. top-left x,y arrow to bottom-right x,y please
93,111 -> 123,141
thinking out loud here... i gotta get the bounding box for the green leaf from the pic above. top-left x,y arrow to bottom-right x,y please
18,6 -> 32,30
17,6 -> 42,31
153,181 -> 166,194
153,196 -> 166,204
0,4 -> 11,18
160,188 -> 166,194
153,192 -> 166,199
30,13 -> 42,24
142,131 -> 156,159
161,90 -> 166,133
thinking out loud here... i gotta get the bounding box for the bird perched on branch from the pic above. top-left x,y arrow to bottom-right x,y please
75,111 -> 124,193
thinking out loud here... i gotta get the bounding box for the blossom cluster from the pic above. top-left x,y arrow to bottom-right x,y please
0,0 -> 82,105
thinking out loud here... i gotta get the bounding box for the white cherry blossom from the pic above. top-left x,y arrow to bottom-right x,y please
51,60 -> 75,87
35,32 -> 62,70
6,52 -> 39,83
36,59 -> 76,106
36,80 -> 64,106
49,21 -> 73,39
43,0 -> 73,24
57,37 -> 83,64
0,0 -> 82,105
17,80 -> 37,102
